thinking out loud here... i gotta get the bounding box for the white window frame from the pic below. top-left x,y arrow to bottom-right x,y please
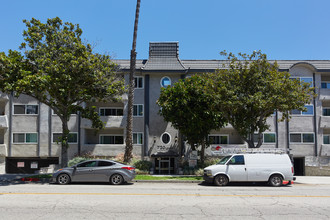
161,132 -> 171,145
134,76 -> 144,89
321,81 -> 330,89
290,77 -> 313,87
323,134 -> 330,145
133,132 -> 143,145
52,132 -> 78,144
254,132 -> 276,144
13,104 -> 39,115
160,76 -> 171,87
289,132 -> 315,144
208,134 -> 229,145
99,107 -> 124,116
12,132 -> 38,144
322,107 -> 330,116
291,104 -> 314,116
133,104 -> 143,117
99,135 -> 124,145
52,109 -> 77,116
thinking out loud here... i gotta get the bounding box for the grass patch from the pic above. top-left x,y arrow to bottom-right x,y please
26,174 -> 52,179
135,175 -> 203,181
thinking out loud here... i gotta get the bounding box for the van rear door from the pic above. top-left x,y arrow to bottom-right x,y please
226,155 -> 248,181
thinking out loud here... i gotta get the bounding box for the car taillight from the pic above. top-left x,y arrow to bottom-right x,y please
122,167 -> 135,171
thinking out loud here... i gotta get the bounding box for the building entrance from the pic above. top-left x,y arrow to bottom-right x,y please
293,157 -> 305,176
154,157 -> 175,174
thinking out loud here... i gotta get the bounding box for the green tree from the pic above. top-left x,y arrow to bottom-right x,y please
209,50 -> 314,148
157,75 -> 226,164
0,17 -> 125,166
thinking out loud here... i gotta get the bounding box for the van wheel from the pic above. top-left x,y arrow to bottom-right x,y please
268,175 -> 283,187
214,175 -> 228,186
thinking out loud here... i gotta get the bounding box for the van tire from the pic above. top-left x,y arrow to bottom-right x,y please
268,174 -> 283,187
214,175 -> 228,186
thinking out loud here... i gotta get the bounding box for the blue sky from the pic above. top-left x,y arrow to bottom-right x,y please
1,0 -> 330,60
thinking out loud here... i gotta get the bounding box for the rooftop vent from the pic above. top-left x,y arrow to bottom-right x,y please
149,42 -> 179,58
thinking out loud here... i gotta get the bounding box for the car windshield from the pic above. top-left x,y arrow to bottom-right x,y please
217,156 -> 232,165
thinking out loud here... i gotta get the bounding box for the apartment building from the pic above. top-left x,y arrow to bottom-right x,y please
0,42 -> 329,175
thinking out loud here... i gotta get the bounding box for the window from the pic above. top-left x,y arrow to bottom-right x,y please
99,108 -> 123,116
290,77 -> 313,87
133,105 -> 143,116
253,133 -> 276,144
290,133 -> 314,143
291,105 -> 314,115
98,161 -> 114,167
14,105 -> 38,115
100,135 -> 124,144
133,133 -> 143,145
209,135 -> 228,144
13,133 -> 38,144
161,132 -> 171,144
228,155 -> 245,165
77,161 -> 97,168
134,77 -> 143,88
323,135 -> 330,144
160,76 -> 171,87
323,108 -> 330,116
321,82 -> 330,89
53,133 -> 78,144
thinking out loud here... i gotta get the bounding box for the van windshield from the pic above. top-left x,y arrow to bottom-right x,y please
217,156 -> 231,165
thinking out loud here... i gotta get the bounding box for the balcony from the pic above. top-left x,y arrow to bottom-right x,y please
81,144 -> 125,157
0,144 -> 6,156
319,89 -> 330,100
0,92 -> 9,101
81,116 -> 126,129
320,116 -> 330,128
0,116 -> 8,128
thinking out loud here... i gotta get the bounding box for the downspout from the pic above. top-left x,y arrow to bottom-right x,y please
37,101 -> 40,157
78,111 -> 81,156
8,92 -> 13,157
275,110 -> 279,148
313,72 -> 318,156
286,113 -> 290,154
144,74 -> 150,160
48,106 -> 52,156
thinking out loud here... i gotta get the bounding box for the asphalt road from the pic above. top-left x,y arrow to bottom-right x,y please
0,182 -> 330,219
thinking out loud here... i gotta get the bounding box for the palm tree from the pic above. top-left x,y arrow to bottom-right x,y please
124,0 -> 141,163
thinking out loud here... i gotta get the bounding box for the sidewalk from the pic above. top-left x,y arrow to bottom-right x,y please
294,176 -> 330,185
0,174 -> 329,185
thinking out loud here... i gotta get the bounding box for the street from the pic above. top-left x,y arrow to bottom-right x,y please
0,182 -> 330,219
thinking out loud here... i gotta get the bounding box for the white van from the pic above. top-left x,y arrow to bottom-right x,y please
203,153 -> 296,186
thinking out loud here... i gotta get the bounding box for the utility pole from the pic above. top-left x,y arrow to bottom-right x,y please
124,0 -> 141,163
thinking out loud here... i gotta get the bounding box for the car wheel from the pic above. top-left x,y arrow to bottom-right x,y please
110,174 -> 124,185
214,175 -> 228,186
268,175 -> 283,187
57,173 -> 71,185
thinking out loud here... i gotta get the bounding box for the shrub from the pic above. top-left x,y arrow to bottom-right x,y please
133,160 -> 152,171
68,157 -> 90,167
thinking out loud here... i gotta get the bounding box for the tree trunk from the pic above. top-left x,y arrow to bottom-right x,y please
200,141 -> 206,165
124,0 -> 141,163
60,119 -> 70,167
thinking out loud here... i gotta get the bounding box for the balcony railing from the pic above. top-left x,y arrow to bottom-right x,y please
319,89 -> 330,100
0,144 -> 6,156
320,116 -> 330,128
81,116 -> 126,129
